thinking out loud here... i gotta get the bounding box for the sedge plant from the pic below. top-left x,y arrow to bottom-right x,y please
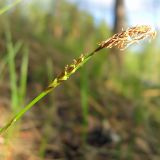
0,25 -> 156,134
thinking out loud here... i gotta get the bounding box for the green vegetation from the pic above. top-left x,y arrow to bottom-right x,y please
0,0 -> 21,15
0,0 -> 160,159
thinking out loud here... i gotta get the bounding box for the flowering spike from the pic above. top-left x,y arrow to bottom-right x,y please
98,25 -> 156,50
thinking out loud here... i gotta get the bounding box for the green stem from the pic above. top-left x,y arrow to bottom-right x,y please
0,91 -> 49,134
0,50 -> 96,135
0,25 -> 155,135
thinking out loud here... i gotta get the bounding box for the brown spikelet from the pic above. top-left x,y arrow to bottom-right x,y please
98,25 -> 156,51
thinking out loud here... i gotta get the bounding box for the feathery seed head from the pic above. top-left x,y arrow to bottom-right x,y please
99,25 -> 156,50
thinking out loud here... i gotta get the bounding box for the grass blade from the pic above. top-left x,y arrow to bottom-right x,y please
0,0 -> 22,15
19,46 -> 29,106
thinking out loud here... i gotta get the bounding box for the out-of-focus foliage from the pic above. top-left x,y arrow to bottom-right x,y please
1,0 -> 160,159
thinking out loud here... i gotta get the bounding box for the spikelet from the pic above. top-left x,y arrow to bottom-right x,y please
98,25 -> 156,50
45,54 -> 85,92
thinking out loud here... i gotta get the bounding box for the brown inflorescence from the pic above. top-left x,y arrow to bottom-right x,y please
98,25 -> 156,50
46,25 -> 156,92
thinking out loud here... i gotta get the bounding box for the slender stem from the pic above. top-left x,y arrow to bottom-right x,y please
0,25 -> 155,134
0,91 -> 49,134
0,50 -> 96,135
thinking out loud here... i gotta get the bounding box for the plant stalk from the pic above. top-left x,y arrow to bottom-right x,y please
0,25 -> 156,134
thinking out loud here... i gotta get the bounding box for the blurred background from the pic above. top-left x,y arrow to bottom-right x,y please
0,0 -> 160,159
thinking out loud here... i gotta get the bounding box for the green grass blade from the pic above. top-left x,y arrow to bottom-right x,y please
19,46 -> 29,106
7,34 -> 18,111
0,0 -> 22,15
14,41 -> 23,56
